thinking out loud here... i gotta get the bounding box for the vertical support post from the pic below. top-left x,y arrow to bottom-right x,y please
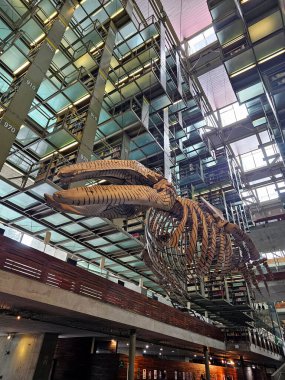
163,108 -> 171,181
160,21 -> 166,91
33,333 -> 58,380
203,346 -> 210,380
121,133 -> 131,160
240,355 -> 247,380
0,0 -> 78,170
76,21 -> 117,163
176,51 -> 183,97
128,329 -> 136,380
224,278 -> 230,302
141,97 -> 149,130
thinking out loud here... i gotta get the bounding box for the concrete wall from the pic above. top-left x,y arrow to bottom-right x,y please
0,334 -> 44,380
0,269 -> 226,352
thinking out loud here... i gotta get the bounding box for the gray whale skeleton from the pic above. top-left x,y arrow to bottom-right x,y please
45,160 -> 271,306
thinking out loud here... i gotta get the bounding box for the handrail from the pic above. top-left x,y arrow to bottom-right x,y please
0,235 -> 224,342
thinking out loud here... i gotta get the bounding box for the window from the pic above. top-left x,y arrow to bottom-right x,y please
188,27 -> 217,55
241,149 -> 265,172
219,102 -> 248,127
256,184 -> 278,202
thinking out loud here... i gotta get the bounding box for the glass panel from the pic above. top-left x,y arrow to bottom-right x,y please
16,126 -> 39,146
29,183 -> 57,199
8,193 -> 39,209
88,237 -> 108,247
0,180 -> 17,197
79,250 -> 101,259
42,213 -> 71,226
0,205 -> 21,221
60,223 -> 86,234
14,218 -> 45,233
59,241 -> 85,251
82,217 -> 107,228
249,11 -> 282,43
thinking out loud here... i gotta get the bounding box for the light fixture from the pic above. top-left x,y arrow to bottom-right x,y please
222,34 -> 244,48
44,11 -> 58,24
40,152 -> 57,161
58,141 -> 79,153
126,343 -> 129,346
143,349 -> 147,353
159,352 -> 162,356
7,334 -> 11,340
90,41 -> 104,53
31,33 -> 46,46
73,94 -> 91,106
258,49 -> 285,65
230,64 -> 256,78
110,8 -> 124,19
160,348 -> 163,351
146,345 -> 149,348
16,315 -> 21,320
13,61 -> 30,75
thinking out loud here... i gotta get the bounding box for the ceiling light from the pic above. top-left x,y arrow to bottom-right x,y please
16,315 -> 21,320
73,94 -> 91,105
146,345 -> 149,348
13,61 -> 30,75
40,152 -> 57,161
90,41 -> 104,53
222,34 -> 244,48
44,11 -> 58,24
111,8 -> 124,19
31,33 -> 46,46
258,49 -> 285,65
160,348 -> 163,351
230,64 -> 256,78
143,349 -> 146,353
7,334 -> 11,340
59,141 -> 79,153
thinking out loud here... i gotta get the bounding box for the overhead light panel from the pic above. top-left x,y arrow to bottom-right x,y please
30,33 -> 46,46
59,141 -> 79,152
111,8 -> 124,19
13,61 -> 30,75
222,34 -> 244,48
44,11 -> 58,24
230,64 -> 256,78
73,94 -> 91,105
258,49 -> 285,64
40,152 -> 57,161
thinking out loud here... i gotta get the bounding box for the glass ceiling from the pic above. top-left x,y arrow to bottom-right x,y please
1,0 -> 285,297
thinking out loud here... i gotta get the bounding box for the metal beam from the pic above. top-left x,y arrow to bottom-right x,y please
0,0 -> 78,170
76,21 -> 117,163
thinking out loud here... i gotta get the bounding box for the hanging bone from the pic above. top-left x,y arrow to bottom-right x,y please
45,160 -> 271,302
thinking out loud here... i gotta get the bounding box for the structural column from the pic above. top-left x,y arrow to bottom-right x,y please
163,108 -> 171,181
128,329 -> 136,380
203,346 -> 210,380
0,0 -> 78,170
240,355 -> 247,380
76,21 -> 117,163
0,333 -> 58,380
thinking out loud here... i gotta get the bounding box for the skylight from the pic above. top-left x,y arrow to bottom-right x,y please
256,184 -> 278,202
188,26 -> 217,55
